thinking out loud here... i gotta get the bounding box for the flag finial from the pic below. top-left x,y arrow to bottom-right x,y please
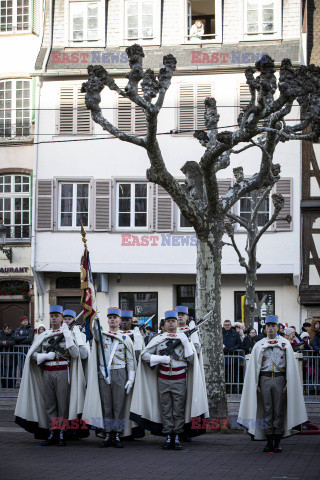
81,222 -> 87,249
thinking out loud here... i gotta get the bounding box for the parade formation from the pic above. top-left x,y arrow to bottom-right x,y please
13,233 -> 308,453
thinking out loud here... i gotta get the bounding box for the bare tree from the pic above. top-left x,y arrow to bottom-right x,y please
224,189 -> 292,329
81,45 -> 320,417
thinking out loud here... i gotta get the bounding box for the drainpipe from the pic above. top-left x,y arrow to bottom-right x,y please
42,0 -> 55,72
31,75 -> 44,323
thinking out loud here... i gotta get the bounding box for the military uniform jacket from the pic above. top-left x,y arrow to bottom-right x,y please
142,332 -> 193,380
238,336 -> 307,439
92,322 -> 135,374
130,333 -> 209,435
15,329 -> 85,436
82,321 -> 137,436
32,328 -> 79,371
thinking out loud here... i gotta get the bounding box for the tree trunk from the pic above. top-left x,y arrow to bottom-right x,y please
244,274 -> 256,329
195,219 -> 228,418
244,227 -> 258,330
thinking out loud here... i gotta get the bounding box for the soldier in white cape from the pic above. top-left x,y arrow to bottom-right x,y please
238,315 -> 307,452
15,306 -> 86,444
130,310 -> 209,449
82,309 -> 137,445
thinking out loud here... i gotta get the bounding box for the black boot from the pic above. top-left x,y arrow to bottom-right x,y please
41,430 -> 57,446
113,432 -> 123,448
273,434 -> 282,453
263,434 -> 274,452
57,429 -> 67,446
98,432 -> 113,448
173,434 -> 182,450
162,434 -> 172,450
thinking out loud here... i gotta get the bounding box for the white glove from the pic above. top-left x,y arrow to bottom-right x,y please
61,322 -> 75,349
36,351 -> 55,365
73,325 -> 84,346
177,332 -> 189,346
150,354 -> 170,367
177,332 -> 193,358
125,370 -> 135,394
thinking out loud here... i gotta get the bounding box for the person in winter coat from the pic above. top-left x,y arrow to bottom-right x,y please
242,328 -> 258,354
223,320 -> 242,390
311,322 -> 320,353
309,318 -> 320,344
14,316 -> 34,345
0,324 -> 16,387
222,320 -> 241,353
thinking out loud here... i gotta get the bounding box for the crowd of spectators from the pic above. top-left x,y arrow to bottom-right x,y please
221,317 -> 320,354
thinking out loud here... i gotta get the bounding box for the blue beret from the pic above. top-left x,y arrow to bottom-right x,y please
121,310 -> 133,318
50,305 -> 63,314
165,310 -> 178,320
107,307 -> 121,317
175,305 -> 188,314
265,315 -> 279,324
63,309 -> 76,318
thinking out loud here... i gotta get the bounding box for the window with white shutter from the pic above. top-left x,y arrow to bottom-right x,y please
117,86 -> 147,135
68,0 -> 105,45
36,179 -> 53,231
237,190 -> 270,229
95,179 -> 111,231
0,80 -> 31,140
186,0 -> 222,43
58,85 -> 92,135
32,0 -> 40,35
0,174 -> 31,240
177,82 -> 213,134
58,182 -> 89,229
116,182 -> 148,230
123,0 -> 161,45
153,185 -> 173,232
274,178 -> 292,231
242,0 -> 281,41
0,0 -> 32,33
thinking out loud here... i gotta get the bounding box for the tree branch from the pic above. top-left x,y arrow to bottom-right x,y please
226,212 -> 250,230
224,224 -> 249,271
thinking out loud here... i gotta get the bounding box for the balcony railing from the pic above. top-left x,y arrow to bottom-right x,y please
0,123 -> 32,141
5,225 -> 31,243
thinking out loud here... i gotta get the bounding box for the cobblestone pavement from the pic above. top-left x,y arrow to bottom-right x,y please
1,397 -> 320,480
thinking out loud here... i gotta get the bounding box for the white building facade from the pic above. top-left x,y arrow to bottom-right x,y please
0,0 -> 43,329
31,0 -> 305,331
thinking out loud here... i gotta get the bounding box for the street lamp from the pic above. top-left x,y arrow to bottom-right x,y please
0,222 -> 13,263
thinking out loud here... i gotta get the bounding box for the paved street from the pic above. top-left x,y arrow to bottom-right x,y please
1,398 -> 320,480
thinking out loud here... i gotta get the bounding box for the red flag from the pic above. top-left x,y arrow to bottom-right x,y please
80,248 -> 97,340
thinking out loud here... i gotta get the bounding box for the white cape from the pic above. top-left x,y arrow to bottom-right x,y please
15,329 -> 86,437
130,332 -> 209,436
82,330 -> 137,438
237,336 -> 308,439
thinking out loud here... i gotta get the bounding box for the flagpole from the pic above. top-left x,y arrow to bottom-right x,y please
80,223 -> 108,380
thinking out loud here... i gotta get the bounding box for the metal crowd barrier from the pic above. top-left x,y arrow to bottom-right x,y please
0,351 -> 27,398
299,350 -> 320,404
224,350 -> 247,401
1,346 -> 319,404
